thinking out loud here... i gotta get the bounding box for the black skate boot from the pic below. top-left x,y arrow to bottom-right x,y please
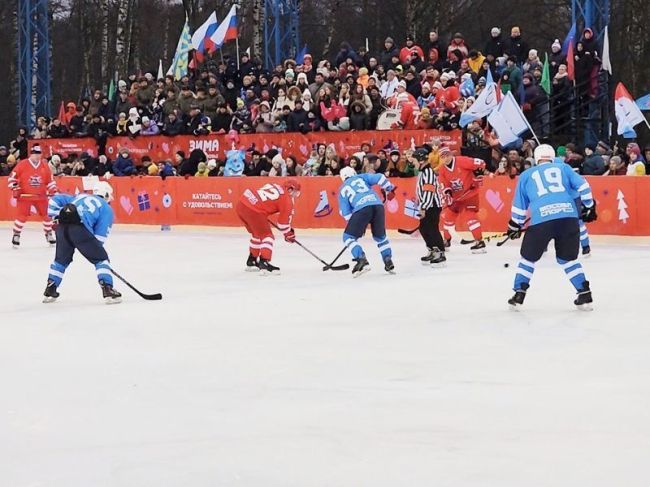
12,232 -> 20,248
430,248 -> 447,268
42,279 -> 60,303
574,281 -> 593,311
100,280 -> 122,304
258,258 -> 280,276
45,231 -> 56,246
470,239 -> 487,254
508,283 -> 529,310
384,257 -> 396,275
421,248 -> 435,264
245,254 -> 260,272
444,238 -> 451,250
582,245 -> 591,258
351,255 -> 370,278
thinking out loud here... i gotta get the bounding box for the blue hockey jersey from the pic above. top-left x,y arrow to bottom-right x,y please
511,162 -> 594,226
338,173 -> 394,221
48,193 -> 114,244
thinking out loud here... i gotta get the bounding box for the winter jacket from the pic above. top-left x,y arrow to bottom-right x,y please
504,36 -> 530,61
349,102 -> 370,130
113,155 -> 136,176
212,112 -> 233,133
114,97 -> 133,118
484,35 -> 504,60
162,118 -> 184,136
287,108 -> 310,133
582,154 -> 607,175
178,149 -> 205,177
136,84 -> 155,107
379,46 -> 400,70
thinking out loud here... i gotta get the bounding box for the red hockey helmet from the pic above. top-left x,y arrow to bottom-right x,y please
283,178 -> 301,195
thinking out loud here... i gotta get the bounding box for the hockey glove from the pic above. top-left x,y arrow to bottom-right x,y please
385,186 -> 397,201
507,219 -> 523,240
284,229 -> 297,243
581,202 -> 597,222
442,189 -> 454,207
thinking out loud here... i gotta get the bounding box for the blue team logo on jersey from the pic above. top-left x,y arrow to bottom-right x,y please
450,178 -> 464,192
29,175 -> 43,187
313,190 -> 333,217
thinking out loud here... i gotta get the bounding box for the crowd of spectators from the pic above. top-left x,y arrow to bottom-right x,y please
1,25 -> 647,178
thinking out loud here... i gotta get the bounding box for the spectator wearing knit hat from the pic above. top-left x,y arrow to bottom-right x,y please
446,33 -> 469,62
484,27 -> 504,63
504,26 -> 529,62
379,37 -> 399,70
549,39 -> 566,77
399,35 -> 424,65
626,143 -> 646,176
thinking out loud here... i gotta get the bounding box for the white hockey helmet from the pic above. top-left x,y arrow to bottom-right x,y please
93,181 -> 114,202
534,144 -> 556,164
340,166 -> 357,181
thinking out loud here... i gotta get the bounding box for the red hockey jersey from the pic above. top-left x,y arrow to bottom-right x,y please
8,159 -> 56,200
438,156 -> 486,201
240,183 -> 295,233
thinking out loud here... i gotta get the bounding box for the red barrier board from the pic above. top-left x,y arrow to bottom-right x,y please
29,129 -> 462,163
1,176 -> 649,235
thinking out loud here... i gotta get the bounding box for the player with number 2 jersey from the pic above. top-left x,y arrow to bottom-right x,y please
236,179 -> 301,274
506,144 -> 597,310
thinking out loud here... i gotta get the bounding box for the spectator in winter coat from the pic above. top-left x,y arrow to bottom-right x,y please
179,149 -> 206,177
140,116 -> 160,135
48,118 -> 69,138
349,101 -> 370,130
626,143 -> 646,176
404,70 -> 422,99
484,27 -> 504,63
162,112 -> 184,136
335,42 -> 360,67
426,31 -> 445,70
565,143 -> 584,173
399,35 -> 425,65
379,37 -> 400,70
380,70 -> 399,99
93,154 -> 113,177
467,50 -> 486,75
582,144 -> 607,175
114,91 -> 133,118
113,149 -> 136,176
69,106 -> 87,136
504,57 -> 522,93
549,39 -> 566,77
523,49 -> 542,74
287,101 -> 310,133
212,105 -> 233,133
604,156 -> 626,175
447,33 -> 469,62
504,26 -> 529,62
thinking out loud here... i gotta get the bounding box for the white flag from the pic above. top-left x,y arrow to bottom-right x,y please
487,92 -> 530,147
601,25 -> 612,75
191,11 -> 218,51
459,82 -> 499,127
157,59 -> 164,81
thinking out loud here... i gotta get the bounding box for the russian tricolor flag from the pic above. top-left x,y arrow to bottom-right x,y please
191,11 -> 219,55
210,5 -> 238,48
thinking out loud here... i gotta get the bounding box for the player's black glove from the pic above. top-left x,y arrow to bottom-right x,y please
507,219 -> 523,240
581,201 -> 597,222
473,167 -> 485,177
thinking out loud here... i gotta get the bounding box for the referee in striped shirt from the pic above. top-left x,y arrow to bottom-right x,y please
414,148 -> 446,266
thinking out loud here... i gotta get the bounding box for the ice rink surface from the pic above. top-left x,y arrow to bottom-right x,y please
1,225 -> 650,487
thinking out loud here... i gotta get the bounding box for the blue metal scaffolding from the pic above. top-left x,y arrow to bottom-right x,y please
18,0 -> 52,129
263,0 -> 300,70
572,0 -> 610,40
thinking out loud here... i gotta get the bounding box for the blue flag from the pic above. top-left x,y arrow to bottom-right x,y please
518,79 -> 526,105
486,67 -> 494,85
562,23 -> 576,56
636,93 -> 650,111
296,45 -> 308,64
460,76 -> 475,97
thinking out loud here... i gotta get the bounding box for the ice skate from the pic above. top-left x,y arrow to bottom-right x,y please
420,248 -> 435,264
430,248 -> 447,268
12,233 -> 20,248
384,257 -> 395,275
351,255 -> 370,278
444,238 -> 451,250
582,245 -> 591,258
100,280 -> 122,304
245,254 -> 260,272
508,283 -> 529,310
42,279 -> 60,303
574,281 -> 593,311
470,240 -> 487,254
45,231 -> 56,246
258,258 -> 280,276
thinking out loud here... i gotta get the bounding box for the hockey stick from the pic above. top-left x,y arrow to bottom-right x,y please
322,245 -> 350,271
268,220 -> 349,271
496,218 -> 531,247
398,225 -> 420,235
109,268 -> 163,300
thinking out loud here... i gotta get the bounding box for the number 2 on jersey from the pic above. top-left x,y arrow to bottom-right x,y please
531,167 -> 565,196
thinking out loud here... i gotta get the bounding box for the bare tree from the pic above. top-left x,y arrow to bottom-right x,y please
100,0 -> 110,89
252,0 -> 263,60
115,0 -> 129,77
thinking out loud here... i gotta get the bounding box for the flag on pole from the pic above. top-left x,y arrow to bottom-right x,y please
191,11 -> 219,54
107,79 -> 115,102
486,66 -> 494,85
57,101 -> 66,122
601,25 -> 612,75
541,53 -> 551,95
615,82 -> 646,138
210,5 -> 238,48
460,76 -> 475,97
167,16 -> 192,80
487,91 -> 531,147
296,45 -> 308,64
566,40 -> 575,81
157,59 -> 164,81
459,81 -> 499,127
562,23 -> 576,55
635,93 -> 650,111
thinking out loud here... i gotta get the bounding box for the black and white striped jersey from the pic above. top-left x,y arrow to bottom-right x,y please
416,164 -> 442,210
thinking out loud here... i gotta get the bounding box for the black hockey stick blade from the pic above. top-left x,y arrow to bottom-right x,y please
460,238 -> 475,245
322,263 -> 350,271
496,235 -> 512,247
398,226 -> 420,235
110,268 -> 162,300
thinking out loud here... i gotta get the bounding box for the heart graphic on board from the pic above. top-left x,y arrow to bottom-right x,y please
485,190 -> 504,213
9,197 -> 17,207
263,143 -> 269,153
162,142 -> 170,154
299,144 -> 309,156
120,196 -> 134,215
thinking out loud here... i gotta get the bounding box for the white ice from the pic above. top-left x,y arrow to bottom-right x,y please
1,224 -> 650,487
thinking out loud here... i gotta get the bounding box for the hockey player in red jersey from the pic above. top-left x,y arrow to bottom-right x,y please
236,179 -> 301,274
437,146 -> 487,253
8,145 -> 57,247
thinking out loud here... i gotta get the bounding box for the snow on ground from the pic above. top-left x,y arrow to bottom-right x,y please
1,224 -> 649,487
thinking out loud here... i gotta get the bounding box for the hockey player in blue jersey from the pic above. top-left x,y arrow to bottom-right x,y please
506,144 -> 597,310
43,181 -> 122,304
338,166 -> 396,277
554,156 -> 592,257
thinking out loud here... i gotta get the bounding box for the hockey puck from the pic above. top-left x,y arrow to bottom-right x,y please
504,263 -> 510,268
